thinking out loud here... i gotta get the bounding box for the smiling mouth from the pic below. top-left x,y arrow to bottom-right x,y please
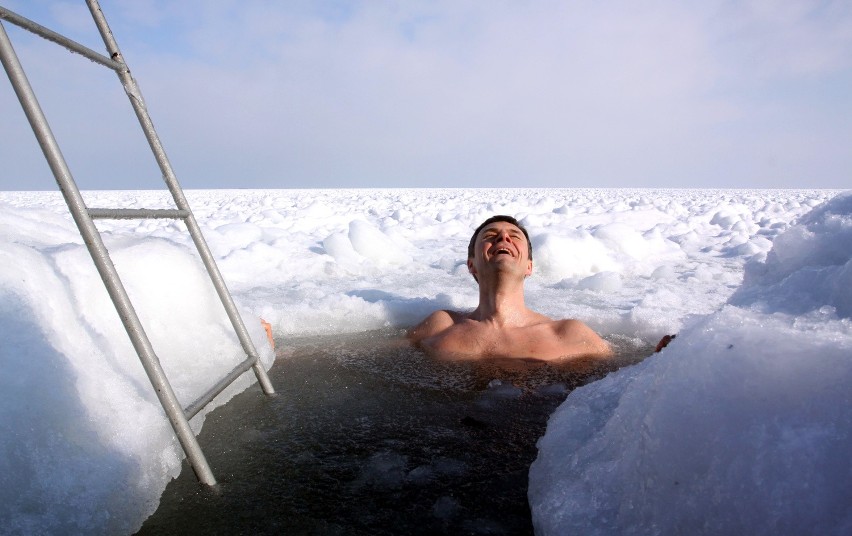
494,248 -> 513,256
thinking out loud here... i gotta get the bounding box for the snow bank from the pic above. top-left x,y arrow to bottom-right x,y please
0,208 -> 273,534
529,192 -> 852,535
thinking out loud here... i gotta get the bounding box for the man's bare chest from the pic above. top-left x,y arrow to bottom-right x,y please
425,322 -> 562,360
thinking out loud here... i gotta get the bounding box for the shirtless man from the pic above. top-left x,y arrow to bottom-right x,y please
407,215 -> 612,362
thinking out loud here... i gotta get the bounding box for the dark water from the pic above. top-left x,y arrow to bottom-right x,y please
137,330 -> 651,535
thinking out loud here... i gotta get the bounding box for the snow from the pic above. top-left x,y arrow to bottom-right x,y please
529,191 -> 852,536
0,187 -> 848,534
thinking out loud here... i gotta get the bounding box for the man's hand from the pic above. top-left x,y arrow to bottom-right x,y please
655,334 -> 676,353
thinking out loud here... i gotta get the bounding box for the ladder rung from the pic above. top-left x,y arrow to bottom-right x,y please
0,7 -> 124,72
88,208 -> 190,220
183,355 -> 259,420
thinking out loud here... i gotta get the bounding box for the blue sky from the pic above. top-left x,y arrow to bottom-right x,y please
1,0 -> 851,190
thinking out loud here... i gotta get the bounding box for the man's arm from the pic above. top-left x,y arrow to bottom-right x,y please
406,310 -> 457,346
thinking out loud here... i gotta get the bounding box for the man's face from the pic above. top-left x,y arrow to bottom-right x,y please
468,221 -> 533,281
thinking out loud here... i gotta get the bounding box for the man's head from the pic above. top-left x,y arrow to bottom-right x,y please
467,215 -> 533,261
467,215 -> 533,282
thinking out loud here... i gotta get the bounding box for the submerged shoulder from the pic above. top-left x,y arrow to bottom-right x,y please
407,309 -> 466,344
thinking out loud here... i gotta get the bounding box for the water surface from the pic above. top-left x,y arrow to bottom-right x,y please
138,330 -> 651,535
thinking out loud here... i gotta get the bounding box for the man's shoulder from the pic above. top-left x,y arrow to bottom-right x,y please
550,318 -> 613,357
551,317 -> 590,332
422,309 -> 469,326
407,309 -> 468,344
548,318 -> 599,338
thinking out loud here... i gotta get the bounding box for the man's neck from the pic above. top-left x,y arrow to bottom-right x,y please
472,277 -> 530,326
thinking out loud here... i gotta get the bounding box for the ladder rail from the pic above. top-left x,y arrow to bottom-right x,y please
1,1 -> 277,486
85,0 -> 276,397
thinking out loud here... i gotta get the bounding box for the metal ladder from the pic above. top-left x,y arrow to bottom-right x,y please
0,1 -> 275,486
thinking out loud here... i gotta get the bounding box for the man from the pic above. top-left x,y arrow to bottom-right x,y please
407,215 -> 613,362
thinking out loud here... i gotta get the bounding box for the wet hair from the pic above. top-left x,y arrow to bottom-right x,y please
467,215 -> 532,261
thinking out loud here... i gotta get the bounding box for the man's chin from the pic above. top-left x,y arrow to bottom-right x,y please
489,262 -> 527,277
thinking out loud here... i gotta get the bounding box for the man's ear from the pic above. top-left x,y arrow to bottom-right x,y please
525,260 -> 533,277
467,258 -> 478,281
